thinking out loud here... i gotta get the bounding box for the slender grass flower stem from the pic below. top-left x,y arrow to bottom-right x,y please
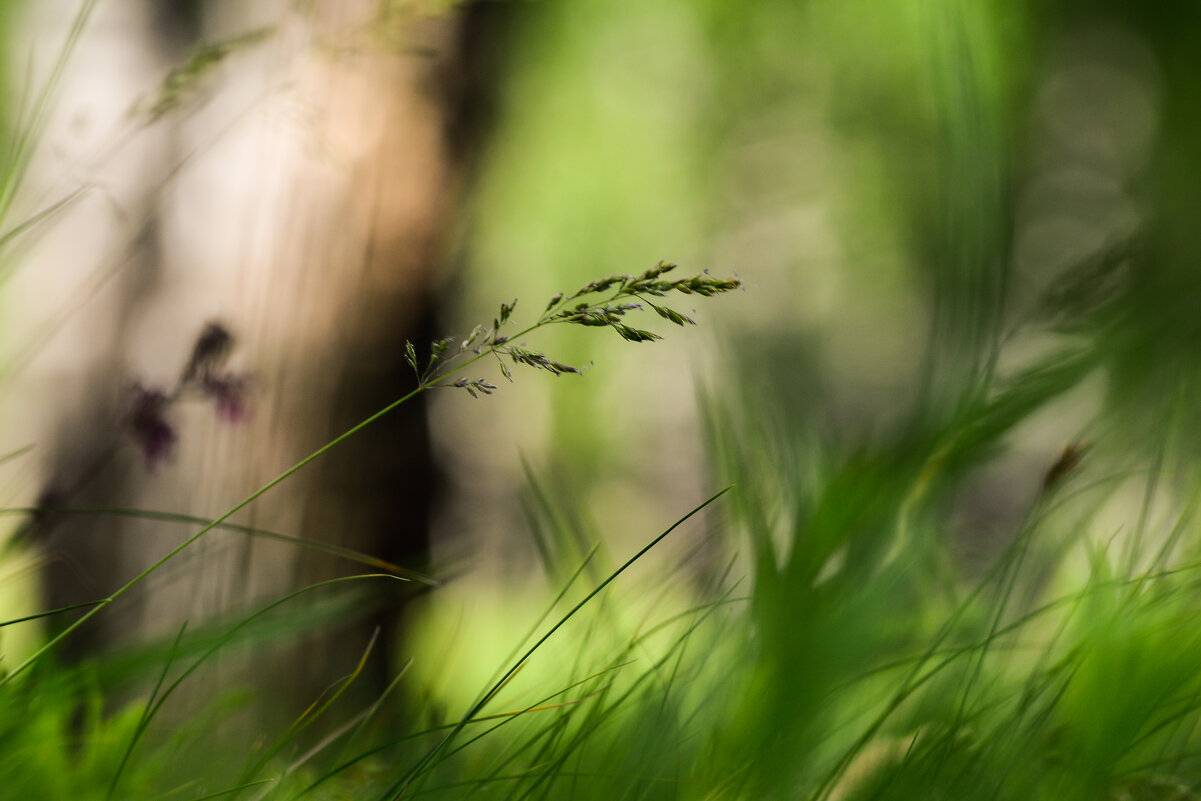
1,264 -> 740,685
1,379 -> 418,685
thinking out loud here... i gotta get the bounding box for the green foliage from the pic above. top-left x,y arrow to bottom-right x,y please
0,263 -> 739,799
9,1 -> 1201,800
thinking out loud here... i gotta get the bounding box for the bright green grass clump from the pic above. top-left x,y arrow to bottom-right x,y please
6,258 -> 1197,801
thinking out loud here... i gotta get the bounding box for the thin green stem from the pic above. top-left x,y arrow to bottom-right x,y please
0,366 -> 458,684
0,291 -> 678,680
380,485 -> 733,800
0,505 -> 436,583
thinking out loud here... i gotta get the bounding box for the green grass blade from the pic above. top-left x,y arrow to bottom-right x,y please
379,485 -> 733,800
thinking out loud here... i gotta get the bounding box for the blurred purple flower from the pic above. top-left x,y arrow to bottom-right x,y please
181,321 -> 234,383
201,372 -> 250,423
122,323 -> 249,472
127,385 -> 176,469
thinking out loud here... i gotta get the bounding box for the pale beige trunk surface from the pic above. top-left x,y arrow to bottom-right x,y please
4,0 -> 463,718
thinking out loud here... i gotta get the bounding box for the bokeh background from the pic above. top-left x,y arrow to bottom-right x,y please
1,0 -> 1200,779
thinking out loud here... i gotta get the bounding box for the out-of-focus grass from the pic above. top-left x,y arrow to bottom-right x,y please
6,1 -> 1201,800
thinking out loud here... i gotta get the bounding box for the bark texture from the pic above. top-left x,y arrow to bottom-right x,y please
13,0 -> 469,723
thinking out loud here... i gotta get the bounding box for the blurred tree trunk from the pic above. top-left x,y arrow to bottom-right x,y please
16,0 -> 471,720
